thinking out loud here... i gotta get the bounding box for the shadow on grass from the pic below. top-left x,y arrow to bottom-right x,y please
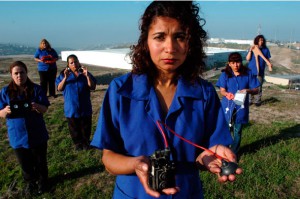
1,165 -> 106,197
240,124 -> 300,155
47,164 -> 105,193
261,96 -> 280,105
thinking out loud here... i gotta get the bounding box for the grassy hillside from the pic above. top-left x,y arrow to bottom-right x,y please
0,54 -> 299,199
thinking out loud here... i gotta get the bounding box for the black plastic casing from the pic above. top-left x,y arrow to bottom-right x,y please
148,148 -> 176,192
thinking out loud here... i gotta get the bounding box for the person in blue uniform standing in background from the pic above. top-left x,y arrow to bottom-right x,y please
216,52 -> 260,156
246,35 -> 272,106
34,38 -> 59,98
56,54 -> 97,151
0,61 -> 50,196
91,1 -> 242,198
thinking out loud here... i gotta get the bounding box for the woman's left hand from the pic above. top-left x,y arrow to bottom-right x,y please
31,102 -> 41,113
81,66 -> 88,76
196,145 -> 243,183
31,102 -> 48,114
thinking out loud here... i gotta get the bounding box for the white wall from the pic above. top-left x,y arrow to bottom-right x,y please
61,47 -> 247,70
61,49 -> 132,70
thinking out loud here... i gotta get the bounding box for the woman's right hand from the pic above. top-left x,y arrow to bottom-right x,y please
102,150 -> 179,198
226,92 -> 234,100
64,68 -> 71,78
0,105 -> 11,118
249,45 -> 256,52
134,156 -> 179,198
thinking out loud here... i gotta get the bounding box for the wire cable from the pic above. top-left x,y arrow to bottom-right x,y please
156,120 -> 169,148
156,120 -> 228,161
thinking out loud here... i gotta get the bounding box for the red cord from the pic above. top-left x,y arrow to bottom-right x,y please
156,120 -> 226,161
156,120 -> 169,148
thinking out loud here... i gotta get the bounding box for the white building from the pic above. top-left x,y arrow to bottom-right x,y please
208,38 -> 277,46
61,47 -> 247,70
265,74 -> 300,89
208,38 -> 253,45
224,39 -> 253,45
61,48 -> 132,70
204,47 -> 247,68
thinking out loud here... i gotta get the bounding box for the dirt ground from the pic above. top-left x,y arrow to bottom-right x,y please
248,83 -> 300,124
1,46 -> 299,125
251,46 -> 300,124
269,46 -> 300,74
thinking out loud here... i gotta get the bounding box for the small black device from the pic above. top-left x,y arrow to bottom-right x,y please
78,67 -> 83,73
155,121 -> 239,179
9,99 -> 31,118
148,148 -> 176,192
220,159 -> 238,176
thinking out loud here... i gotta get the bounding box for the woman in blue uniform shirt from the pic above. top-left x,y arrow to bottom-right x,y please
0,61 -> 50,195
56,54 -> 97,151
91,1 -> 242,198
246,35 -> 272,106
216,52 -> 260,155
34,38 -> 59,98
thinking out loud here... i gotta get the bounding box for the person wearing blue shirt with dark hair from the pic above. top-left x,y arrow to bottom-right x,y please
0,61 -> 50,196
34,38 -> 59,98
56,54 -> 97,151
91,1 -> 242,198
246,35 -> 272,106
216,52 -> 260,156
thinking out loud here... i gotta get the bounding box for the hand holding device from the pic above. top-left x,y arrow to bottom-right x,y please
9,99 -> 32,118
220,159 -> 238,176
41,55 -> 56,64
156,121 -> 241,180
148,148 -> 176,192
78,66 -> 84,73
64,67 -> 71,78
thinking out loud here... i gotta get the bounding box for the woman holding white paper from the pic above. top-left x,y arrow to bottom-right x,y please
216,52 -> 260,156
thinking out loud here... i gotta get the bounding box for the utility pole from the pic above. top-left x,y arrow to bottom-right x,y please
257,24 -> 261,35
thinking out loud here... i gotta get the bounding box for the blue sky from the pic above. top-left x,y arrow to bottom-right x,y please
0,1 -> 299,49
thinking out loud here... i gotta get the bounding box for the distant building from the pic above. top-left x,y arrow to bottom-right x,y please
224,39 -> 253,45
208,38 -> 225,44
204,47 -> 247,69
208,38 -> 253,45
265,74 -> 300,89
62,48 -> 132,70
61,47 -> 247,70
208,37 -> 278,47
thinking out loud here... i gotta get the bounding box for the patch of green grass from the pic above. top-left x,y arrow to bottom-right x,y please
1,100 -> 299,198
201,121 -> 300,199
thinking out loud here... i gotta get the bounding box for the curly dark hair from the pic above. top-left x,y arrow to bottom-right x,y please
254,35 -> 267,48
222,52 -> 249,78
129,1 -> 207,81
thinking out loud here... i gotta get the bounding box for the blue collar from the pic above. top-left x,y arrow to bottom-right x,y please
117,73 -> 206,101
